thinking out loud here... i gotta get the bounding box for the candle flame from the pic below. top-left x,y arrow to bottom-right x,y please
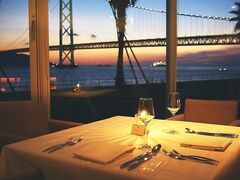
140,110 -> 147,116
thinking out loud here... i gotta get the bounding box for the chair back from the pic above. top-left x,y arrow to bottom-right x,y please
184,99 -> 238,125
0,102 -> 49,138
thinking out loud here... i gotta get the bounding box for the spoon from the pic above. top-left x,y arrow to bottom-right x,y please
151,144 -> 162,156
127,144 -> 161,170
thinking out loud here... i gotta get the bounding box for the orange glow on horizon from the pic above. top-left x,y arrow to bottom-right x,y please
49,45 -> 239,65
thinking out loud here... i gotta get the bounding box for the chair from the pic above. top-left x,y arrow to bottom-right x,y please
173,99 -> 240,126
0,102 -> 82,150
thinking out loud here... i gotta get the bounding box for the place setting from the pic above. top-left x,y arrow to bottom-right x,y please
72,141 -> 163,173
129,95 -> 224,168
70,97 -> 163,173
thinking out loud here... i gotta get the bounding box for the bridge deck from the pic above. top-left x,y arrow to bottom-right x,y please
1,34 -> 239,53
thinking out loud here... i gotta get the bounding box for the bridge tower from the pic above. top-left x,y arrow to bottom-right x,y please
59,0 -> 75,67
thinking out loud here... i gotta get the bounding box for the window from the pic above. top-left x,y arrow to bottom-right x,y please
0,0 -> 31,101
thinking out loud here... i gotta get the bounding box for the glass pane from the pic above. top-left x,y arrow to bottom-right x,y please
0,0 -> 30,101
177,0 -> 240,82
49,0 -> 167,122
49,0 -> 240,123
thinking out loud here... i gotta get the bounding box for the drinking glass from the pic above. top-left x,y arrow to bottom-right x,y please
136,97 -> 155,149
166,92 -> 181,134
167,92 -> 181,120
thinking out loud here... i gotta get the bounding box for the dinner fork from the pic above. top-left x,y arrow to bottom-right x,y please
43,136 -> 83,153
172,149 -> 219,163
43,137 -> 73,152
162,149 -> 175,157
162,149 -> 217,165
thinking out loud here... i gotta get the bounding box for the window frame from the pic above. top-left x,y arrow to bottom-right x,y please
0,0 -> 50,115
29,0 -> 50,111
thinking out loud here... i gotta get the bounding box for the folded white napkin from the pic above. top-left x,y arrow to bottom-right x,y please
180,136 -> 232,151
73,142 -> 135,165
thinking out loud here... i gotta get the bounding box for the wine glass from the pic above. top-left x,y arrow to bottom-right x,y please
137,97 -> 155,149
167,92 -> 181,119
166,92 -> 181,134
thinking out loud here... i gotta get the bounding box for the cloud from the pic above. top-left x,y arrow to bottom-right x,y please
178,46 -> 240,65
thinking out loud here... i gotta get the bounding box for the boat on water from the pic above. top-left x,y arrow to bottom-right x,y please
97,64 -> 112,67
151,61 -> 166,67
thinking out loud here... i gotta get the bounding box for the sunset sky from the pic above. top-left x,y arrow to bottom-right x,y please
0,0 -> 239,65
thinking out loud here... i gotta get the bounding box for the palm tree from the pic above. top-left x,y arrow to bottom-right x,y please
230,2 -> 240,34
108,0 -> 138,87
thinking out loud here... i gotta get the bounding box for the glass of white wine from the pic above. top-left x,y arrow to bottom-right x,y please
137,97 -> 155,149
167,92 -> 181,120
166,92 -> 181,134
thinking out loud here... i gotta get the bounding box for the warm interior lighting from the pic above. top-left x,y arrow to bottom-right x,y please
73,83 -> 81,93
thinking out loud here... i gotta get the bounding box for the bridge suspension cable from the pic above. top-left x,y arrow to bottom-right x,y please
127,4 -> 236,38
129,5 -> 231,21
3,0 -> 59,51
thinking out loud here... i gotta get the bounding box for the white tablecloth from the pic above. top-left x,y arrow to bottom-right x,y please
1,116 -> 240,180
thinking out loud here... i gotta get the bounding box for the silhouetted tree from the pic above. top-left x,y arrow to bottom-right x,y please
108,0 -> 138,87
230,2 -> 240,34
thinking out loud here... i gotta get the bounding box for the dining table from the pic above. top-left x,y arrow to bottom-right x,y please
0,116 -> 240,180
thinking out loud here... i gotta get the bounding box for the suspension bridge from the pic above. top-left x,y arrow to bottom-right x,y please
1,0 -> 240,66
2,34 -> 240,54
0,0 -> 240,92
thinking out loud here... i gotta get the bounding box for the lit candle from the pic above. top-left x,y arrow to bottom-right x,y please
138,110 -> 153,123
73,83 -> 81,93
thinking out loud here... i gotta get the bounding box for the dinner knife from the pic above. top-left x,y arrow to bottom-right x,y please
127,153 -> 153,170
185,128 -> 238,138
195,131 -> 237,138
120,152 -> 148,169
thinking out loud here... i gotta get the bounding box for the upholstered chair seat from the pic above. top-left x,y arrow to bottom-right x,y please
173,99 -> 240,126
